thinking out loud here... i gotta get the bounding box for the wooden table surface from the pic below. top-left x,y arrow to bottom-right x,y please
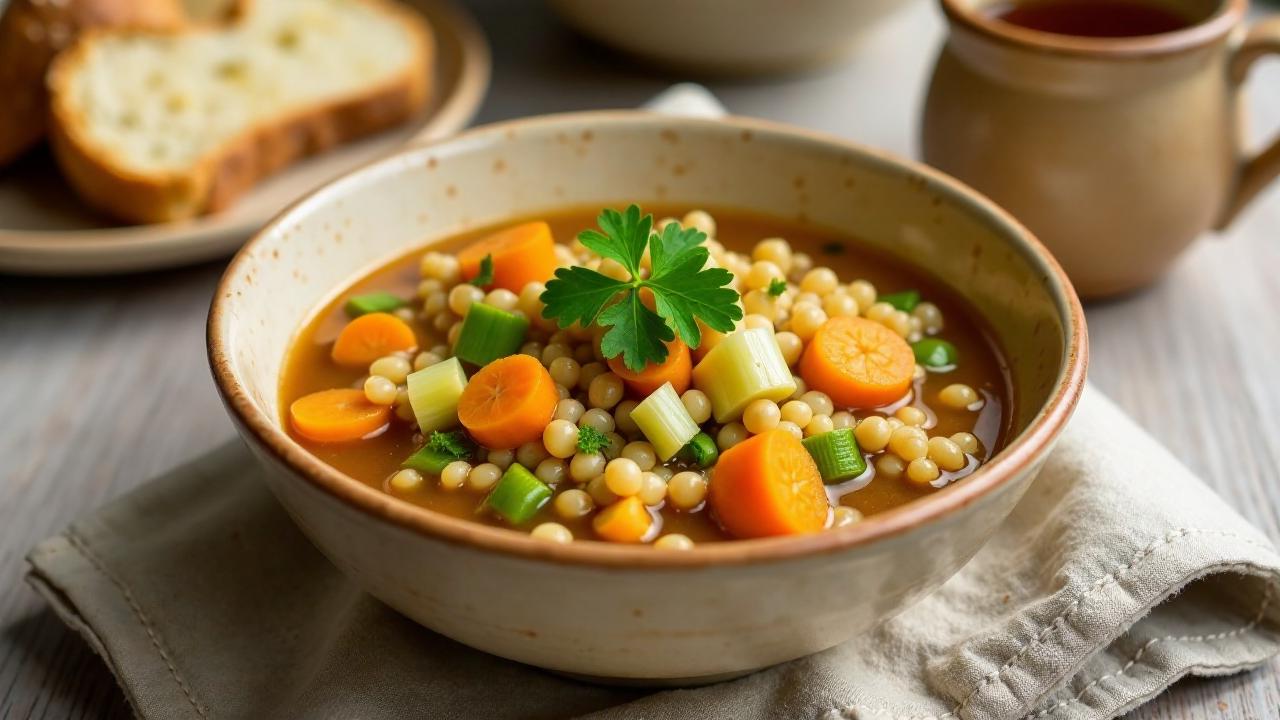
3,1 -> 1279,718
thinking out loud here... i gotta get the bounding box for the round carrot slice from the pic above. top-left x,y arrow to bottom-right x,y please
458,354 -> 559,449
607,339 -> 692,397
800,316 -> 915,408
458,221 -> 559,293
709,429 -> 829,539
331,312 -> 418,368
290,389 -> 391,443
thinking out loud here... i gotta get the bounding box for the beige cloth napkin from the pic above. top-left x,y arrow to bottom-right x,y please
25,385 -> 1280,720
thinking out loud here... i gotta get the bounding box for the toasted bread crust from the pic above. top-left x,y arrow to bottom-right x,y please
0,0 -> 185,166
46,0 -> 433,224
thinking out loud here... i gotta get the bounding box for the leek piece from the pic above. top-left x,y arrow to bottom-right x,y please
691,328 -> 797,423
630,382 -> 700,461
453,303 -> 528,367
677,432 -> 718,468
802,428 -> 867,484
405,357 -> 467,433
879,290 -> 920,312
487,463 -> 552,525
912,338 -> 958,370
344,291 -> 405,317
401,446 -> 457,475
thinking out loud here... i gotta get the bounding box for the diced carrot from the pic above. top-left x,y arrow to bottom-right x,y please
607,338 -> 692,397
458,354 -> 559,449
458,221 -> 559,293
800,316 -> 915,409
290,389 -> 391,443
592,496 -> 653,543
331,312 -> 418,368
709,429 -> 829,539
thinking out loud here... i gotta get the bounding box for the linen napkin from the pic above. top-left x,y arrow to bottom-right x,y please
25,386 -> 1280,720
25,86 -> 1280,719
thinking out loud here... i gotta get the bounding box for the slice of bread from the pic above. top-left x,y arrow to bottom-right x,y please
47,0 -> 433,223
181,0 -> 250,23
0,0 -> 186,165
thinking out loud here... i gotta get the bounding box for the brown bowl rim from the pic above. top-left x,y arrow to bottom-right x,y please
939,0 -> 1245,59
208,110 -> 1088,569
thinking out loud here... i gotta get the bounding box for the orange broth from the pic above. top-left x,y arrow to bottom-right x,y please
280,207 -> 1012,543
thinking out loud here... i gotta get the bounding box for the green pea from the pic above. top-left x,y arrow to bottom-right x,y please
878,290 -> 921,312
912,338 -> 958,370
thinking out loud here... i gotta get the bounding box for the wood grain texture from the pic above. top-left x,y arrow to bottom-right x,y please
1,0 -> 1278,717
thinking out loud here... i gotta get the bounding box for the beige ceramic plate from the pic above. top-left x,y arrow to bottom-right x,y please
0,0 -> 490,276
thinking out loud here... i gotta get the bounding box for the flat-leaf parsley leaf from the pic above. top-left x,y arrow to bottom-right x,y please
767,278 -> 787,297
539,206 -> 742,371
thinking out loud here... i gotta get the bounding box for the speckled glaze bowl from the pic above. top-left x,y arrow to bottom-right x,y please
548,0 -> 919,75
208,112 -> 1087,684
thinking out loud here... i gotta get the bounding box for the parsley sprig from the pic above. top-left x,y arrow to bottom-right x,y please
539,206 -> 742,371
428,431 -> 474,460
469,254 -> 494,288
576,426 -> 610,454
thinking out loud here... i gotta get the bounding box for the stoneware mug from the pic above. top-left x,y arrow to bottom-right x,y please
922,0 -> 1280,298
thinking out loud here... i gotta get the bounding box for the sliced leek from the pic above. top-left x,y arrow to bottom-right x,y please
344,291 -> 405,317
487,463 -> 552,525
401,446 -> 458,475
802,428 -> 866,484
453,303 -> 528,367
691,328 -> 796,422
405,357 -> 467,433
630,382 -> 700,461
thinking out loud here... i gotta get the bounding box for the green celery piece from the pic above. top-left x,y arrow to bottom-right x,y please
401,446 -> 457,475
678,432 -> 718,468
879,290 -> 921,312
690,328 -> 796,423
453,303 -> 529,367
487,463 -> 552,525
344,291 -> 406,317
912,338 -> 958,370
405,357 -> 467,433
630,382 -> 700,461
802,428 -> 867,484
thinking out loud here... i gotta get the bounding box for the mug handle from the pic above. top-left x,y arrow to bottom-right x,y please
1216,17 -> 1280,229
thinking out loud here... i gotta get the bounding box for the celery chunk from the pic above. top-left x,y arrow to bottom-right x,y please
691,329 -> 796,423
487,463 -> 552,525
630,382 -> 700,461
405,357 -> 467,433
802,428 -> 867,483
453,303 -> 528,367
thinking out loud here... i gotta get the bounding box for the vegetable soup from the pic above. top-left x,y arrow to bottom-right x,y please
281,206 -> 1010,546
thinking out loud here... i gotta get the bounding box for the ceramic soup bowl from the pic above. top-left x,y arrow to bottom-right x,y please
209,112 -> 1087,684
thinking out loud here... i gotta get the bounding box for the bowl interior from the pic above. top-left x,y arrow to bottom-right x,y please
214,112 -> 1077,542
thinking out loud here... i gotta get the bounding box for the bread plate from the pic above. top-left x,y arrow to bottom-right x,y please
0,0 -> 489,276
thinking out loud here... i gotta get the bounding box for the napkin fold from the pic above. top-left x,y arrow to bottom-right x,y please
25,386 -> 1280,720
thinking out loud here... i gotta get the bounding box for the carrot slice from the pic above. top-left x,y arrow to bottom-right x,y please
331,312 -> 418,368
458,221 -> 559,293
800,316 -> 915,409
592,496 -> 653,543
457,354 -> 559,449
290,389 -> 392,443
607,339 -> 692,397
709,429 -> 829,539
